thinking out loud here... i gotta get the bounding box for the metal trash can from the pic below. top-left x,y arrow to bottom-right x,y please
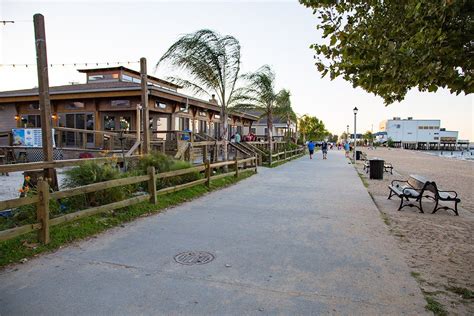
369,159 -> 384,179
355,150 -> 362,160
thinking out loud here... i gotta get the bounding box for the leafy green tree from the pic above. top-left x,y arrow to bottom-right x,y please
299,0 -> 473,104
362,131 -> 375,146
298,115 -> 328,141
157,29 -> 242,162
232,65 -> 289,163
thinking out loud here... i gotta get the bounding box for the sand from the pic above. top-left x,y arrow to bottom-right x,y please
353,147 -> 473,315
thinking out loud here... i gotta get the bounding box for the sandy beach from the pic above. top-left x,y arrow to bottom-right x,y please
353,147 -> 473,315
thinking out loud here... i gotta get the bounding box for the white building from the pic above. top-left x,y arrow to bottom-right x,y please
244,110 -> 297,141
378,117 -> 461,150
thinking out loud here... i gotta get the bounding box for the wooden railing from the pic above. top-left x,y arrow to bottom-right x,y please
0,155 -> 141,174
269,147 -> 306,166
0,156 -> 257,244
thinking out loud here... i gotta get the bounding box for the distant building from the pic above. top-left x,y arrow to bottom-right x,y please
242,110 -> 297,141
378,117 -> 466,150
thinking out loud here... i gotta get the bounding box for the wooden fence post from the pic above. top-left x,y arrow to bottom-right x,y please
284,150 -> 287,160
205,159 -> 211,188
254,154 -> 258,173
234,156 -> 239,178
37,179 -> 50,244
147,166 -> 157,204
203,144 -> 208,162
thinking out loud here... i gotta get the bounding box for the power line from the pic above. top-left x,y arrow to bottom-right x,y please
0,60 -> 140,69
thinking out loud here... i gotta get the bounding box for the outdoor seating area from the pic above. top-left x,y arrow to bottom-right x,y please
361,152 -> 394,175
387,174 -> 460,215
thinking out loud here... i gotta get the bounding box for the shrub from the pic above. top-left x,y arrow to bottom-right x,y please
136,152 -> 202,189
63,161 -> 128,207
136,151 -> 173,174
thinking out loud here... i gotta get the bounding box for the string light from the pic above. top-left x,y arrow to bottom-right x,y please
0,60 -> 140,69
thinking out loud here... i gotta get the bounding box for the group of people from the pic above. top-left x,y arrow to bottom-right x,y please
307,140 -> 351,160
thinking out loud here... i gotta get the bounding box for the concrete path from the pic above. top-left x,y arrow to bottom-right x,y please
0,150 -> 427,315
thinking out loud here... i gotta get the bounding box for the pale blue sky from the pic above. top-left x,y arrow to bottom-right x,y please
1,0 -> 473,139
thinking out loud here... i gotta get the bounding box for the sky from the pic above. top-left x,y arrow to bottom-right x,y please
1,0 -> 473,139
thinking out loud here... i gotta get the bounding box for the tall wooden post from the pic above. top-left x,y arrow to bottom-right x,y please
141,57 -> 150,154
37,179 -> 50,244
147,166 -> 157,204
205,159 -> 211,188
34,14 -> 54,181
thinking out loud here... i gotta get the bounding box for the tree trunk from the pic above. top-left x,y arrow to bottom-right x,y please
267,110 -> 273,165
220,106 -> 229,170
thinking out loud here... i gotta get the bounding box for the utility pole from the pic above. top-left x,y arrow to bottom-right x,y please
34,14 -> 54,182
140,57 -> 150,154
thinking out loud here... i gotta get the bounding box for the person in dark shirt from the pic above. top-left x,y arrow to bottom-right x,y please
307,140 -> 316,159
321,141 -> 328,159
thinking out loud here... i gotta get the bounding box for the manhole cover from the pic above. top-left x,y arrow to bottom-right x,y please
174,251 -> 215,265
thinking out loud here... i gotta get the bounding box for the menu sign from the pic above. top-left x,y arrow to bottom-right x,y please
12,128 -> 56,147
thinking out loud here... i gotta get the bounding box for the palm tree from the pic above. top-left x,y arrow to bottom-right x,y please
274,89 -> 296,141
232,65 -> 288,164
156,29 -> 242,162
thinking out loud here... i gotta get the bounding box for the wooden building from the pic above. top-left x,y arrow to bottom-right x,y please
0,67 -> 258,149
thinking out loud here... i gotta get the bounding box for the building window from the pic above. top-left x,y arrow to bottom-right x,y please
88,73 -> 119,82
199,111 -> 207,117
29,103 -> 40,110
250,128 -> 256,134
132,77 -> 141,84
396,124 -> 401,128
21,115 -> 41,128
104,116 -> 116,131
111,100 -> 131,108
122,74 -> 133,82
178,117 -> 190,130
214,114 -> 220,119
198,120 -> 207,133
59,113 -> 95,146
434,137 -> 439,140
179,106 -> 189,113
264,128 -> 268,134
65,102 -> 85,110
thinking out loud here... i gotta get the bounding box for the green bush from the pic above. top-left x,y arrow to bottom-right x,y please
135,152 -> 201,189
63,161 -> 129,207
136,151 -> 173,173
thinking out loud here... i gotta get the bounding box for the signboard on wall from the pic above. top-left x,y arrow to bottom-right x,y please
12,128 -> 56,147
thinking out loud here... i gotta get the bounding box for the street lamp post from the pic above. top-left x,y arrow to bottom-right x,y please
346,125 -> 349,142
353,107 -> 358,161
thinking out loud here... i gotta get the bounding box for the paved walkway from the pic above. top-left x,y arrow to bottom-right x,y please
0,150 -> 427,315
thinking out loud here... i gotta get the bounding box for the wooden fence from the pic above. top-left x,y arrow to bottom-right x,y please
0,156 -> 257,244
269,147 -> 306,166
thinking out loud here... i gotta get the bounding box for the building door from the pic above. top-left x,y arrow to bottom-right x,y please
59,113 -> 94,147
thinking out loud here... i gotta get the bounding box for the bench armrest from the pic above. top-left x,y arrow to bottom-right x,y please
438,190 -> 458,198
402,187 -> 421,195
391,179 -> 408,186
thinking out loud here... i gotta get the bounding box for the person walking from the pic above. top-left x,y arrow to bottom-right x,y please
322,141 -> 328,160
307,140 -> 316,159
344,141 -> 350,158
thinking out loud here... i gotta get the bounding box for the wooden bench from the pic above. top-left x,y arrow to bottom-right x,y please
388,175 -> 460,215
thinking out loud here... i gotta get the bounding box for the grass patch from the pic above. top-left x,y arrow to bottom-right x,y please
425,296 -> 448,316
411,271 -> 424,282
380,212 -> 391,226
268,154 -> 305,168
446,286 -> 474,299
0,172 -> 255,269
357,172 -> 369,188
